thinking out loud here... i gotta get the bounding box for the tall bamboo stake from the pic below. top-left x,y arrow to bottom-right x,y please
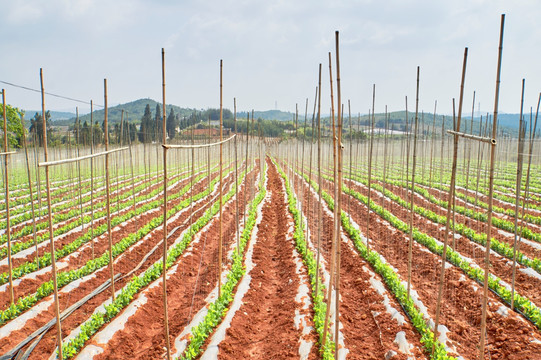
407,66 -> 421,299
432,48 -> 468,356
429,101 -> 437,185
366,85 -> 375,251
234,98 -> 239,255
103,79 -> 115,303
315,64 -> 323,297
160,48 -> 172,360
90,100 -> 95,259
76,108 -> 84,234
322,51 -> 337,348
480,14 -> 505,359
511,79 -> 526,310
218,59 -> 224,297
40,69 -> 63,360
334,30 -> 342,360
21,113 -> 40,269
2,89 -> 14,305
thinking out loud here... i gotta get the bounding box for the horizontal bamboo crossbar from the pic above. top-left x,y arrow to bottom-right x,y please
0,151 -> 16,156
446,129 -> 496,145
38,147 -> 128,167
162,134 -> 236,149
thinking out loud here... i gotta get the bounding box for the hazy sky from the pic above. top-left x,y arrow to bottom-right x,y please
1,0 -> 539,118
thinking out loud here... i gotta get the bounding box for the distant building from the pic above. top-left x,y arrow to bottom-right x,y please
182,127 -> 231,138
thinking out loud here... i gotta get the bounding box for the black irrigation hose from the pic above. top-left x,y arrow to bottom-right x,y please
1,273 -> 122,360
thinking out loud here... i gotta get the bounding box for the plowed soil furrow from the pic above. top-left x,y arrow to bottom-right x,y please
314,170 -> 541,359
289,163 -> 427,360
217,160 -> 316,360
346,178 -> 541,309
90,166 -> 255,360
0,168 -> 243,357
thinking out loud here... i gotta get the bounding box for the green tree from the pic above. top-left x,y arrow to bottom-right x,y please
138,104 -> 152,143
166,108 -> 177,139
29,111 -> 52,147
155,103 -> 162,142
0,104 -> 25,149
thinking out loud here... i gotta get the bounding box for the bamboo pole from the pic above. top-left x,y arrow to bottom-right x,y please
90,100 -> 95,259
160,48 -> 172,360
218,59 -> 224,297
407,66 -> 421,299
315,64 -> 323,297
432,48 -> 468,356
234,98 -> 239,255
366,84 -> 375,251
21,113 -> 40,269
334,30 -> 342,360
322,51 -> 337,348
40,69 -> 63,360
479,15 -> 505,359
511,79 -> 526,310
2,89 -> 14,305
76,108 -> 84,235
103,78 -> 115,303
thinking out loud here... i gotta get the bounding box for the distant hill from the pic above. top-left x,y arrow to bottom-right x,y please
237,110 -> 295,121
327,110 -> 521,137
22,110 -> 76,124
55,98 -> 200,126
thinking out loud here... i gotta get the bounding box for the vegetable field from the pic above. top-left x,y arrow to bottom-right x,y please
2,20 -> 541,360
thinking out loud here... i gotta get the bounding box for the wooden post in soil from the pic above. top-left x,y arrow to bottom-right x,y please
76,108 -> 84,235
480,14 -> 505,359
407,67 -> 421,299
322,51 -> 337,348
511,79 -> 526,310
431,47 -> 468,356
381,105 -> 389,211
429,101 -> 437,185
244,111 -> 249,228
90,100 -> 95,259
2,89 -> 14,305
308,87 -> 317,240
463,92 -> 475,221
315,64 -> 323,297
218,59 -> 224,297
348,100 -> 352,218
234,98 -> 239,255
103,78 -> 116,303
366,84 -> 375,251
519,93 -> 540,245
160,48 -> 172,360
125,112 -> 137,225
334,30 -> 343,360
21,113 -> 40,269
294,103 -> 298,200
39,69 -> 63,360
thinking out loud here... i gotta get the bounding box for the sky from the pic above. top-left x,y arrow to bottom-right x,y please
1,0 -> 540,118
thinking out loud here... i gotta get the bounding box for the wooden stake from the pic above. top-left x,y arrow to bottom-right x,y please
366,84 -> 376,251
315,64 -> 323,297
480,15 -> 505,359
432,48 -> 468,356
2,89 -> 14,305
90,100 -> 95,259
234,98 -> 239,255
322,51 -> 337,348
21,113 -> 40,269
104,79 -> 115,303
407,67 -> 421,299
334,30 -> 342,360
511,79 -> 526,310
40,69 -> 63,360
218,59 -> 224,297
160,48 -> 172,360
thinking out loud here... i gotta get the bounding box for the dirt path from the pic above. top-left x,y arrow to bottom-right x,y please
217,159 -> 318,359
